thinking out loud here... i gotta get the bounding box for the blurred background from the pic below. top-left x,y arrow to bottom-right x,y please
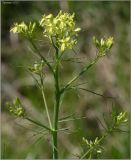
1,1 -> 130,159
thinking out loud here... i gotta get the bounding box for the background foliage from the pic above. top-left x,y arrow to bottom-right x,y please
1,1 -> 130,159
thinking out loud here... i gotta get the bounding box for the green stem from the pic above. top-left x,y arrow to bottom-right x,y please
61,56 -> 100,94
29,39 -> 54,73
52,47 -> 61,159
26,117 -> 51,132
80,147 -> 93,160
41,86 -> 52,129
52,94 -> 60,159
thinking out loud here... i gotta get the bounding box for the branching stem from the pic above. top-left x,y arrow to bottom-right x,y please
29,38 -> 54,73
26,117 -> 51,132
60,55 -> 100,94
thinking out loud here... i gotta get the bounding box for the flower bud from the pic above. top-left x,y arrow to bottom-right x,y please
29,60 -> 45,74
116,112 -> 128,125
6,97 -> 26,118
93,36 -> 114,57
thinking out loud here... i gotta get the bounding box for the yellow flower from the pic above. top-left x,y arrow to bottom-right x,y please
28,60 -> 45,74
10,22 -> 27,33
105,37 -> 114,49
116,112 -> 128,125
10,22 -> 36,38
6,97 -> 26,117
93,36 -> 114,56
40,10 -> 81,52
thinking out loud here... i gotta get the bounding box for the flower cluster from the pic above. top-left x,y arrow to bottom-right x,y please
10,22 -> 36,38
28,60 -> 45,75
82,137 -> 102,157
6,97 -> 26,117
93,36 -> 114,56
115,112 -> 128,126
40,11 -> 81,52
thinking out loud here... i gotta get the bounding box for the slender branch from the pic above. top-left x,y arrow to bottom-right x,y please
27,70 -> 41,89
59,113 -> 75,121
71,81 -> 88,87
71,87 -> 115,99
59,115 -> 88,123
97,133 -> 108,144
41,86 -> 53,129
113,129 -> 130,133
61,58 -> 83,63
96,117 -> 107,130
80,148 -> 93,160
41,86 -> 52,128
25,117 -> 51,132
39,73 -> 52,129
29,38 -> 54,73
60,55 -> 100,94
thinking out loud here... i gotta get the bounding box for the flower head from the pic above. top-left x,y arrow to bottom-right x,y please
6,97 -> 26,118
28,60 -> 45,75
116,112 -> 128,125
93,36 -> 114,56
82,137 -> 103,157
40,11 -> 81,52
10,22 -> 36,38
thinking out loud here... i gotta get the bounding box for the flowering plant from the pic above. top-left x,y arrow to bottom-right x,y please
7,11 -> 127,159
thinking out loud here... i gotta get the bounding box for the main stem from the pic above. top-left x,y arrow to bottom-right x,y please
52,47 -> 60,159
